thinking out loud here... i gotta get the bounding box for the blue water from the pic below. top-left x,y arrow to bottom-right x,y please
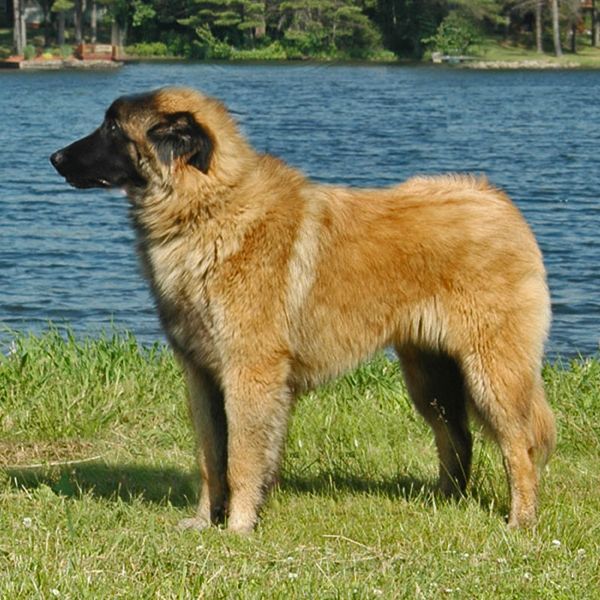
0,63 -> 598,357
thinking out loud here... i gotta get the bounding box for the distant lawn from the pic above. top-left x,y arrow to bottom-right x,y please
474,37 -> 600,67
1,330 -> 599,597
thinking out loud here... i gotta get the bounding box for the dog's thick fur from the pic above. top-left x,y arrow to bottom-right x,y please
51,87 -> 556,533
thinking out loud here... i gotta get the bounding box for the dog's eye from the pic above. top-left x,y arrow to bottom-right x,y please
105,120 -> 119,134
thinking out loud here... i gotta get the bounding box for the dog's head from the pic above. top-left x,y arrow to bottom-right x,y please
50,88 -> 248,194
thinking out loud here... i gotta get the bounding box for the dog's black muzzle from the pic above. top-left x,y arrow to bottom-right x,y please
50,127 -> 146,190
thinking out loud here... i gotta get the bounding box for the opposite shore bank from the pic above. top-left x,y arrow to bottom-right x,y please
2,51 -> 599,71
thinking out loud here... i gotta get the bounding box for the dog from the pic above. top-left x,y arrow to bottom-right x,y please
50,87 -> 556,533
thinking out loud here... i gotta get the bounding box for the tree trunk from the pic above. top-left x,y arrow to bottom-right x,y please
13,0 -> 26,55
58,12 -> 65,46
74,0 -> 84,44
551,0 -> 562,57
111,20 -> 119,46
13,0 -> 20,53
91,1 -> 97,44
21,7 -> 26,50
535,0 -> 543,53
570,23 -> 576,54
111,20 -> 127,57
42,0 -> 51,47
592,0 -> 597,47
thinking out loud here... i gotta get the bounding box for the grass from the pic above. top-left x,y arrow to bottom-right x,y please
1,330 -> 599,598
473,37 -> 600,67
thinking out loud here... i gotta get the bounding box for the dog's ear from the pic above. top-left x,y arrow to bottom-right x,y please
147,112 -> 213,173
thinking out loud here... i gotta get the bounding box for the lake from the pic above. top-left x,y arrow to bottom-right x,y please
0,63 -> 598,358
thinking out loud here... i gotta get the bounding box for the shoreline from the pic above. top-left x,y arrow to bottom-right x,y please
0,57 -> 122,70
464,58 -> 581,70
1,54 -> 596,71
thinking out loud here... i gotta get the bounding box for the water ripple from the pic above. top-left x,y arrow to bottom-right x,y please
1,64 -> 598,357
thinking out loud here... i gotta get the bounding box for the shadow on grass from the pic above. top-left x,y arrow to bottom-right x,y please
280,471 -> 437,505
7,462 -> 440,507
5,462 -> 198,507
5,463 -> 498,515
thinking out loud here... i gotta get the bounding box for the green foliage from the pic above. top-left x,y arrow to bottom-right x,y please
452,0 -> 506,26
282,28 -> 327,57
179,0 -> 266,49
59,44 -> 73,58
278,0 -> 383,58
15,0 -> 600,62
190,25 -> 233,59
422,11 -> 482,55
131,0 -> 157,28
370,0 -> 447,58
158,30 -> 194,57
51,0 -> 74,12
231,41 -> 288,60
124,41 -> 170,57
23,44 -> 36,60
333,5 -> 383,58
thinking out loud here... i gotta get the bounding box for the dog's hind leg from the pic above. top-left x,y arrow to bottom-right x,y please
178,361 -> 229,531
397,346 -> 473,497
462,348 -> 555,528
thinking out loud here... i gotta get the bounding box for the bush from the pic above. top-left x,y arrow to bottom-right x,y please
230,41 -> 287,60
124,42 -> 170,57
159,31 -> 192,57
59,44 -> 73,59
23,44 -> 36,60
422,12 -> 481,56
333,6 -> 383,59
283,29 -> 328,58
190,26 -> 232,59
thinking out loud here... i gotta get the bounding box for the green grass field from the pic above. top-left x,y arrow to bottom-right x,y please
472,38 -> 600,68
1,330 -> 599,598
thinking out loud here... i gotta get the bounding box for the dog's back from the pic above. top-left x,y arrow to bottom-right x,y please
51,87 -> 555,533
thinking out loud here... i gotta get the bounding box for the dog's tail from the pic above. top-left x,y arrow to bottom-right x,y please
530,377 -> 556,473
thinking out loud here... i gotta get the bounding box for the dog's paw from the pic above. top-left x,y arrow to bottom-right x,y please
226,516 -> 256,535
177,517 -> 211,532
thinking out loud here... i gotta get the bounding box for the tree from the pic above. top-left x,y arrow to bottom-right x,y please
332,4 -> 382,56
276,0 -> 381,57
550,0 -> 562,56
74,0 -> 84,44
422,10 -> 482,55
52,0 -> 74,46
38,0 -> 54,47
99,0 -> 132,50
181,0 -> 266,47
13,0 -> 26,55
371,0 -> 447,58
238,1 -> 267,42
591,0 -> 597,46
91,0 -> 98,43
506,0 -> 545,53
535,0 -> 543,53
561,0 -> 582,53
450,0 -> 504,23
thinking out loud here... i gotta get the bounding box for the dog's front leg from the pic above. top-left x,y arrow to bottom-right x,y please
223,363 -> 293,533
178,361 -> 229,531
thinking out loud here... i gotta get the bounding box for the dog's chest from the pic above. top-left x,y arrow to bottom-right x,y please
141,237 -> 222,365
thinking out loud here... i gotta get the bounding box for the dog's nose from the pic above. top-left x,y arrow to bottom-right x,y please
50,150 -> 64,169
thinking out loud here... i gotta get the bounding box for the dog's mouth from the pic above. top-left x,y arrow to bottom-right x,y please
64,176 -> 113,189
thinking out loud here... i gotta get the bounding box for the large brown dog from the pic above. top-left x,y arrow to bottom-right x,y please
51,87 -> 555,533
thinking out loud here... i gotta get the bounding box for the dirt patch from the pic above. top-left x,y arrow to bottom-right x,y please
0,440 -> 103,469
